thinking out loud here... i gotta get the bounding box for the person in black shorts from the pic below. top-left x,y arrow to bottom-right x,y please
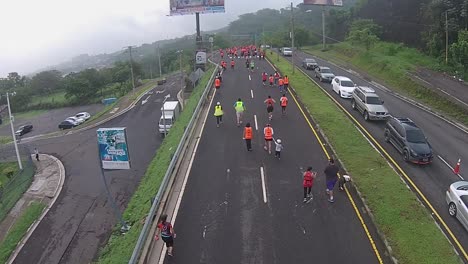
155,214 -> 176,256
264,95 -> 276,121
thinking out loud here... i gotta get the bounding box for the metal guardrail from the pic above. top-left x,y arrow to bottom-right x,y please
128,63 -> 219,264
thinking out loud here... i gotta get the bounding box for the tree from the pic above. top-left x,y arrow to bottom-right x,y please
347,19 -> 381,50
450,30 -> 468,69
30,70 -> 63,95
294,27 -> 310,48
64,69 -> 102,103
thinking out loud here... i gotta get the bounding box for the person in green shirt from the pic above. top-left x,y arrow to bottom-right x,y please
234,98 -> 246,127
213,102 -> 224,128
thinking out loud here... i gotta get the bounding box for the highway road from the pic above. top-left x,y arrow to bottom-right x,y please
160,58 -> 390,263
12,74 -> 183,264
291,50 -> 468,259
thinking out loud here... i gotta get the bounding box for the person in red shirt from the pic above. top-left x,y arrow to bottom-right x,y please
280,94 -> 288,115
215,77 -> 221,89
262,72 -> 268,86
268,74 -> 274,87
264,95 -> 276,121
155,214 -> 176,256
303,167 -> 317,203
274,71 -> 280,86
231,59 -> 235,69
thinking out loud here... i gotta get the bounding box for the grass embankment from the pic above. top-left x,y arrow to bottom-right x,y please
0,162 -> 35,222
303,42 -> 468,127
0,136 -> 13,145
0,202 -> 45,263
96,67 -> 214,264
266,52 -> 459,264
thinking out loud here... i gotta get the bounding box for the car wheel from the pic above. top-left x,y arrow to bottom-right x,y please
338,90 -> 342,97
448,202 -> 457,217
364,111 -> 369,121
384,130 -> 390,142
403,150 -> 410,162
351,99 -> 356,109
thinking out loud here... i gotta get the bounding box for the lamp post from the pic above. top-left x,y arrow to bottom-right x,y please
1,92 -> 23,170
288,2 -> 295,74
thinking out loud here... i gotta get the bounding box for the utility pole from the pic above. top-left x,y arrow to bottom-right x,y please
290,2 -> 295,74
322,6 -> 326,50
124,46 -> 136,94
3,92 -> 23,170
445,11 -> 449,64
157,43 -> 162,77
177,50 -> 184,97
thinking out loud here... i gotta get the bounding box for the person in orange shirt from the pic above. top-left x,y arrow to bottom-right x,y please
215,77 -> 221,89
243,123 -> 253,151
280,94 -> 288,115
283,75 -> 289,92
278,77 -> 284,93
268,74 -> 274,87
263,124 -> 274,154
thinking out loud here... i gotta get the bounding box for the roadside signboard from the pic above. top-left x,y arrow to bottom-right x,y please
169,0 -> 225,16
303,0 -> 343,6
97,128 -> 131,170
196,51 -> 207,64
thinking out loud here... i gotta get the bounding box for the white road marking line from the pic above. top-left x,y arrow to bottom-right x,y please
251,89 -> 254,98
254,115 -> 258,131
260,167 -> 267,203
249,75 -> 251,81
437,155 -> 464,180
141,95 -> 151,105
158,89 -> 218,264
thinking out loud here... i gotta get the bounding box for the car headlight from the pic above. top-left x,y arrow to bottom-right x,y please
410,149 -> 418,157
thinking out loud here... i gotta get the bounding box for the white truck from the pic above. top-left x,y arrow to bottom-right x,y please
158,101 -> 181,136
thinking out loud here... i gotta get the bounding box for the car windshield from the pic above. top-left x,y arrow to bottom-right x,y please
305,59 -> 315,63
406,129 -> 426,143
321,68 -> 331,73
461,195 -> 468,208
160,118 -> 173,125
366,97 -> 383,105
340,80 -> 354,87
283,48 -> 291,51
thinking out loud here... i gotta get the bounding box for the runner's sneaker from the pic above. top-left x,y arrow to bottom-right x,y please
328,198 -> 334,203
303,198 -> 307,203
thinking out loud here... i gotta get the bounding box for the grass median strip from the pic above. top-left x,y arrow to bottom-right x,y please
303,43 -> 468,127
96,66 -> 214,264
0,201 -> 45,263
266,52 -> 459,264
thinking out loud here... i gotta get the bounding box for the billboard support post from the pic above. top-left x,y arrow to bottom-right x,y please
290,2 -> 295,74
322,6 -> 326,50
196,12 -> 202,48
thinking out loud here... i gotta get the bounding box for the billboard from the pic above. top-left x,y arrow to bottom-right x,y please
97,128 -> 131,170
303,0 -> 343,6
170,0 -> 225,16
195,50 -> 207,64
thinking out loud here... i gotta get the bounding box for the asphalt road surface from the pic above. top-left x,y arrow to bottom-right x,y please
163,58 -> 390,263
0,104 -> 104,138
293,50 -> 468,259
12,74 -> 183,264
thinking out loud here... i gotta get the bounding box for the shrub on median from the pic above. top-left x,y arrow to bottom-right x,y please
96,66 -> 213,264
266,52 -> 459,264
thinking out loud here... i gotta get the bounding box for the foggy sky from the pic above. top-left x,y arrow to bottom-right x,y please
0,0 -> 302,77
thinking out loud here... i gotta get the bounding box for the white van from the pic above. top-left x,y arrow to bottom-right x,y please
158,101 -> 181,135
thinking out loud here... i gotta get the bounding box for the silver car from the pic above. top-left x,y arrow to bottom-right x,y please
314,66 -> 335,82
351,86 -> 390,121
446,181 -> 468,231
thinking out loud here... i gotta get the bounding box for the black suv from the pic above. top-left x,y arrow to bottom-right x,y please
384,117 -> 433,164
15,124 -> 33,136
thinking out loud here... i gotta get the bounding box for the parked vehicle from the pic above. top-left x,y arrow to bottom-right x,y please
314,66 -> 335,82
75,112 -> 91,121
158,101 -> 181,135
66,116 -> 84,125
15,124 -> 33,136
157,78 -> 167,85
302,58 -> 318,70
282,47 -> 292,56
351,86 -> 390,121
331,76 -> 356,98
58,120 -> 76,130
446,181 -> 468,231
384,117 -> 433,164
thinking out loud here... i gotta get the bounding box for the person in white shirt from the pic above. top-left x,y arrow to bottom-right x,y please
273,139 -> 283,159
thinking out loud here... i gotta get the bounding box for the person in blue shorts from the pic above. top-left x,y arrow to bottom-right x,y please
324,158 -> 339,203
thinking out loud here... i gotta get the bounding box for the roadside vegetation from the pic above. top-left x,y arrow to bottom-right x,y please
97,66 -> 214,264
266,52 -> 459,263
0,201 -> 45,263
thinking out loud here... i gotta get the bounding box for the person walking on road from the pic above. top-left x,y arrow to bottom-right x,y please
274,71 -> 280,85
215,77 -> 221,90
324,158 -> 340,203
250,60 -> 255,72
155,214 -> 176,257
280,94 -> 288,115
273,138 -> 283,159
231,59 -> 235,69
263,124 -> 274,154
243,123 -> 253,151
303,167 -> 317,203
264,95 -> 276,121
214,102 -> 224,127
234,98 -> 246,127
262,72 -> 268,86
278,77 -> 284,93
269,74 -> 274,87
34,148 -> 39,161
283,75 -> 289,92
